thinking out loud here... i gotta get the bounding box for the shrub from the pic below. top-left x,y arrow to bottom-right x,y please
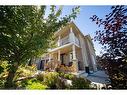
0,80 -> 6,89
18,78 -> 47,90
71,77 -> 91,89
43,72 -> 59,89
14,65 -> 37,80
64,73 -> 75,80
55,77 -> 67,89
0,66 -> 4,74
26,82 -> 47,90
36,73 -> 44,81
0,61 -> 9,88
58,72 -> 65,78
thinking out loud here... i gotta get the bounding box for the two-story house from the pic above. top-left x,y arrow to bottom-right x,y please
36,22 -> 97,75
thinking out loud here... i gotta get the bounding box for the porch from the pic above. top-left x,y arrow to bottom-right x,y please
44,43 -> 85,73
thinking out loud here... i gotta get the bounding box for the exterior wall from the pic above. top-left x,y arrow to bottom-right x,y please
65,52 -> 70,65
76,48 -> 84,70
85,36 -> 97,71
78,34 -> 89,70
77,33 -> 97,72
42,22 -> 97,73
51,51 -> 71,66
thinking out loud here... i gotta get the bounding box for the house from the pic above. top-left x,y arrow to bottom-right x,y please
36,22 -> 97,75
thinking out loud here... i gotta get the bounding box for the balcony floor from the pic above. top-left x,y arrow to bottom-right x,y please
49,43 -> 80,54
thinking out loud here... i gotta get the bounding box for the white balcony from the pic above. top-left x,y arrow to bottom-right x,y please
58,33 -> 80,46
75,36 -> 80,46
60,35 -> 70,46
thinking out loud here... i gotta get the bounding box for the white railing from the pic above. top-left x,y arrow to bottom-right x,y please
59,35 -> 80,46
75,36 -> 80,46
60,35 -> 70,46
57,33 -> 80,47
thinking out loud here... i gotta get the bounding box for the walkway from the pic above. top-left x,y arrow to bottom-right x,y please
87,70 -> 110,84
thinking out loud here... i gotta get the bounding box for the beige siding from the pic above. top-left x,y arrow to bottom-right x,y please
85,36 -> 97,71
78,35 -> 89,68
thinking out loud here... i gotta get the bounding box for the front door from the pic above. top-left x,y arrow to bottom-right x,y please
69,52 -> 73,62
60,53 -> 65,65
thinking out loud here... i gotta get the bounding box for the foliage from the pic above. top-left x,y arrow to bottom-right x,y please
90,6 -> 127,59
97,55 -> 127,89
26,82 -> 47,90
0,5 -> 80,88
14,65 -> 37,80
25,78 -> 47,90
71,77 -> 91,89
0,6 -> 79,63
0,80 -> 6,89
56,64 -> 76,72
96,56 -> 105,70
15,71 -> 92,89
55,77 -> 68,89
0,61 -> 8,88
0,62 -> 7,76
58,72 -> 65,78
16,78 -> 47,89
0,66 -> 4,74
90,5 -> 127,89
41,72 -> 70,89
64,73 -> 75,80
36,73 -> 44,81
43,72 -> 59,89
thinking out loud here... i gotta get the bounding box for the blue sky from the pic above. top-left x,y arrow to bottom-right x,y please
61,6 -> 112,55
46,6 -> 112,55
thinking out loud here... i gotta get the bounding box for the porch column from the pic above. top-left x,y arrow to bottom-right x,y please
49,54 -> 51,62
58,36 -> 61,46
58,50 -> 61,63
72,45 -> 78,72
72,45 -> 76,60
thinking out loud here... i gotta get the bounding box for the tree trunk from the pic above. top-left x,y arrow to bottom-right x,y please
4,63 -> 19,89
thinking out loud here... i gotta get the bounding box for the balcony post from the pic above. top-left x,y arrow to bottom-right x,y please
58,36 -> 61,46
69,27 -> 75,43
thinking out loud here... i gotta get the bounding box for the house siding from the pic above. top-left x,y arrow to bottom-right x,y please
78,35 -> 89,68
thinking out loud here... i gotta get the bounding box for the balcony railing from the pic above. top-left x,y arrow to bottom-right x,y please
59,35 -> 80,46
60,35 -> 70,46
75,37 -> 80,46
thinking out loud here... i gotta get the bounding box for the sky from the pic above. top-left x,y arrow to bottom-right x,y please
46,6 -> 112,55
61,6 -> 112,55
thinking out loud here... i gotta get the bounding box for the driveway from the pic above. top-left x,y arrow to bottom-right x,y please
86,70 -> 110,84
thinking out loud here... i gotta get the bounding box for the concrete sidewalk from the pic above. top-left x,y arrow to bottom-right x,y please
87,71 -> 110,84
80,70 -> 110,84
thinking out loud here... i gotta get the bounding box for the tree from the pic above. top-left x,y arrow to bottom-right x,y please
90,5 -> 127,89
0,6 -> 80,88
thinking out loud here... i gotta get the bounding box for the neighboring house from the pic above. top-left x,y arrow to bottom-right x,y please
36,22 -> 97,74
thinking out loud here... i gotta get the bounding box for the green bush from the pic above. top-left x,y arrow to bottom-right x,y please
14,65 -> 37,80
43,72 -> 59,89
26,82 -> 47,90
36,73 -> 44,81
0,80 -> 6,89
64,73 -> 75,80
55,77 -> 67,89
71,77 -> 91,89
58,72 -> 65,77
0,66 -> 4,74
18,78 -> 47,90
0,61 -> 9,89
